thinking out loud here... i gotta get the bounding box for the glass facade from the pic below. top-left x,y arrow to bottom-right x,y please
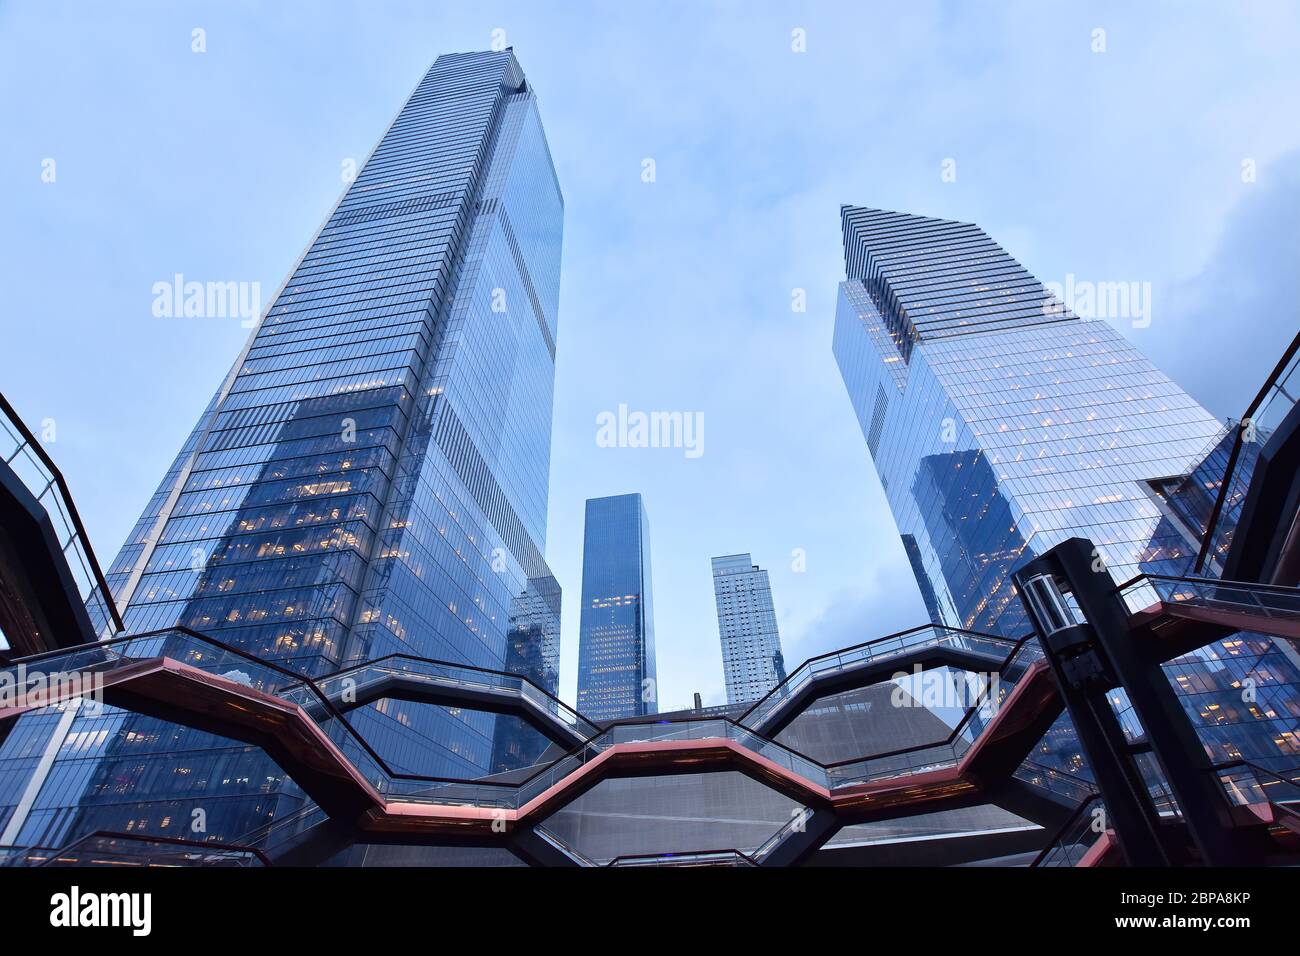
711,553 -> 786,704
0,49 -> 566,847
491,574 -> 562,772
1139,423 -> 1265,580
575,494 -> 657,721
1133,426 -> 1300,774
832,205 -> 1300,778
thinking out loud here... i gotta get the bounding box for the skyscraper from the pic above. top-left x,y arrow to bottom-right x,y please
711,553 -> 786,705
832,205 -> 1300,773
0,49 -> 566,847
576,494 -> 657,721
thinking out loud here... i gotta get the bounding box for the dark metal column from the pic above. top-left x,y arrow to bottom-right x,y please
1019,538 -> 1252,865
1015,543 -> 1170,866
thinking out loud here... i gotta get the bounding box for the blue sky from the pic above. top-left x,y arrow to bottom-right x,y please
2,1 -> 1297,710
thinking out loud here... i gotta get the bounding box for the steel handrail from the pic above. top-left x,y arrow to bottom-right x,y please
0,391 -> 125,633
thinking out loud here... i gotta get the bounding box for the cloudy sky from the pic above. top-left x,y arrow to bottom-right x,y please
2,0 -> 1297,709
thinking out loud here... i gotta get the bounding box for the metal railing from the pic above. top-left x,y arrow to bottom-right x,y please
1195,332 -> 1300,575
291,653 -> 600,741
1014,759 -> 1098,805
739,623 -> 1021,732
39,831 -> 270,867
607,850 -> 757,867
0,844 -> 60,867
230,801 -> 328,853
0,391 -> 124,637
1030,795 -> 1110,867
1213,759 -> 1300,808
532,826 -> 597,866
821,635 -> 1045,789
0,622 -> 1051,817
1117,573 -> 1300,629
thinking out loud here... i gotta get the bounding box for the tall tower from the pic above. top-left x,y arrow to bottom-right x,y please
0,50 -> 566,848
832,205 -> 1300,773
711,553 -> 785,705
576,494 -> 657,721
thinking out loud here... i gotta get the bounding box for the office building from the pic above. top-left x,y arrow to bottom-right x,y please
711,554 -> 786,704
0,49 -> 565,846
831,205 -> 1300,775
576,494 -> 657,721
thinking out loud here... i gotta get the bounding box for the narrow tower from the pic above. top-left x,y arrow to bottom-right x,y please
576,493 -> 657,721
711,553 -> 785,704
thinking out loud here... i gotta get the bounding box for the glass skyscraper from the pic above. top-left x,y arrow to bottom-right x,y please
711,553 -> 786,705
576,494 -> 657,722
0,49 -> 566,847
832,205 -> 1300,776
